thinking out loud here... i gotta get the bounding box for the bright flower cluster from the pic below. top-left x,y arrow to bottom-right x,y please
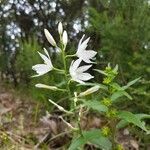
32,22 -> 97,84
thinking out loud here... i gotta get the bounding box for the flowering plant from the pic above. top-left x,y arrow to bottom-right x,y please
32,22 -> 149,150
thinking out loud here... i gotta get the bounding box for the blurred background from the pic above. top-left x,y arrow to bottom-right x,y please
0,0 -> 150,148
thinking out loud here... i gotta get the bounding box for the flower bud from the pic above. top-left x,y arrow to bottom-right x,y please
79,85 -> 100,97
58,22 -> 63,35
102,98 -> 112,107
106,108 -> 117,118
102,126 -> 111,137
44,29 -> 56,47
116,144 -> 124,150
35,83 -> 58,90
62,30 -> 68,47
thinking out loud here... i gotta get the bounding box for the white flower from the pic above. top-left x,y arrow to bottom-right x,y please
76,34 -> 97,63
79,85 -> 100,97
62,30 -> 68,47
32,48 -> 53,77
69,59 -> 94,84
44,29 -> 56,47
58,22 -> 63,35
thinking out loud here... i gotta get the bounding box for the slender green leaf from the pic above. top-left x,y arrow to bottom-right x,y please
94,69 -> 108,76
111,90 -> 132,102
122,77 -> 141,90
77,82 -> 108,90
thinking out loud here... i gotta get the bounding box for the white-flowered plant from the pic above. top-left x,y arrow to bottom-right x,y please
32,22 -> 150,150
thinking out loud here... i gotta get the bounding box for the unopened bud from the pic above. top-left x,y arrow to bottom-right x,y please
35,83 -> 58,91
79,85 -> 100,97
62,30 -> 68,47
102,126 -> 111,137
44,29 -> 56,47
58,22 -> 63,35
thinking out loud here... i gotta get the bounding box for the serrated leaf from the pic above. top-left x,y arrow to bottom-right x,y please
122,77 -> 141,90
117,111 -> 149,133
111,90 -> 132,102
68,129 -> 112,150
82,100 -> 108,112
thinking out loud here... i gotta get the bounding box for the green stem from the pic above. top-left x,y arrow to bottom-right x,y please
53,67 -> 64,73
65,54 -> 76,59
34,102 -> 39,125
61,44 -> 83,137
62,49 -> 67,74
61,46 -> 72,109
78,107 -> 83,136
110,119 -> 117,150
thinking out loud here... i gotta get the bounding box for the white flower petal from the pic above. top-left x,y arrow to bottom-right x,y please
76,65 -> 92,73
77,37 -> 90,53
43,48 -> 50,58
78,50 -> 97,63
74,78 -> 85,84
37,52 -> 50,65
44,29 -> 56,46
69,60 -> 74,75
37,49 -> 53,68
71,59 -> 82,72
86,50 -> 97,58
32,64 -> 51,76
78,34 -> 85,47
77,73 -> 94,81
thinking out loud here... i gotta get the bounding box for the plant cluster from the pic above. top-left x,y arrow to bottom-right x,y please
32,22 -> 149,150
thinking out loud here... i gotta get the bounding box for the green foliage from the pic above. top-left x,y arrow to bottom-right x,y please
118,111 -> 149,133
88,0 -> 150,115
69,129 -> 112,150
82,100 -> 108,112
30,21 -> 149,149
15,37 -> 41,83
